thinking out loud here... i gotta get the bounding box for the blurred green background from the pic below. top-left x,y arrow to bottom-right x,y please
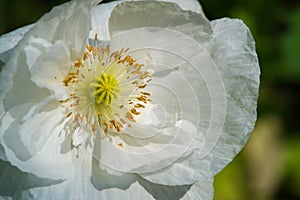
0,0 -> 299,199
201,1 -> 300,200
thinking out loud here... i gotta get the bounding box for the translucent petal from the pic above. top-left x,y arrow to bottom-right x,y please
109,1 -> 212,46
14,146 -> 154,200
0,0 -> 102,114
90,1 -> 121,41
81,1 -> 212,175
140,18 -> 259,185
93,121 -> 196,173
0,1 -> 259,198
0,48 -> 50,160
204,18 -> 260,174
1,103 -> 74,180
0,0 -> 102,179
16,181 -> 154,200
29,0 -> 101,56
11,146 -> 206,200
0,24 -> 34,64
24,37 -> 72,100
90,0 -> 203,41
106,36 -> 210,178
0,47 -> 50,121
157,0 -> 203,13
18,99 -> 65,156
107,2 -> 259,185
137,176 -> 192,200
180,180 -> 214,200
140,151 -> 212,186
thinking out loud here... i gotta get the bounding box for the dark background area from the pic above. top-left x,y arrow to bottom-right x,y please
1,0 -> 300,199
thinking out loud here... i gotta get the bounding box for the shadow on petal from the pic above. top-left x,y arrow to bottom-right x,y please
59,127 -> 73,154
153,67 -> 178,78
90,132 -> 137,190
138,176 -> 192,200
4,121 -> 32,161
0,160 -> 64,196
91,158 -> 137,190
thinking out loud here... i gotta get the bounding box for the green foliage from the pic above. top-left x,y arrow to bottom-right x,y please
281,9 -> 300,79
214,155 -> 247,200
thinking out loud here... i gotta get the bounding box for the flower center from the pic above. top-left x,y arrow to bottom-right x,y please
90,73 -> 120,105
61,37 -> 151,136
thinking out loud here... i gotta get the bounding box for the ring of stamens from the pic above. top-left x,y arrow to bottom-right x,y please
60,35 -> 152,136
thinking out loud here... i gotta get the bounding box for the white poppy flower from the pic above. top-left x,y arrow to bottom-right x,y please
0,0 -> 260,199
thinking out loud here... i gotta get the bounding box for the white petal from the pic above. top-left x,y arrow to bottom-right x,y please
129,0 -> 203,13
0,0 -> 103,179
15,145 -> 206,200
21,95 -> 54,122
87,4 -> 215,175
0,53 -> 50,159
0,48 -> 50,121
157,0 -> 203,13
24,37 -> 72,100
0,103 -> 37,162
0,24 -> 34,64
140,18 -> 259,185
180,180 -> 214,200
0,0 -> 102,114
90,0 -> 203,41
105,2 -> 216,182
140,150 -> 211,186
90,1 -> 121,41
203,18 -> 260,174
1,103 -> 74,180
14,146 -> 154,200
109,1 -> 212,45
106,27 -> 217,178
137,176 -> 193,200
30,0 -> 101,56
16,181 -> 154,200
72,127 -> 91,147
18,100 -> 65,156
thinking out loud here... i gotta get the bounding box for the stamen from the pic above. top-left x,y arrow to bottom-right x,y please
60,39 -> 152,137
